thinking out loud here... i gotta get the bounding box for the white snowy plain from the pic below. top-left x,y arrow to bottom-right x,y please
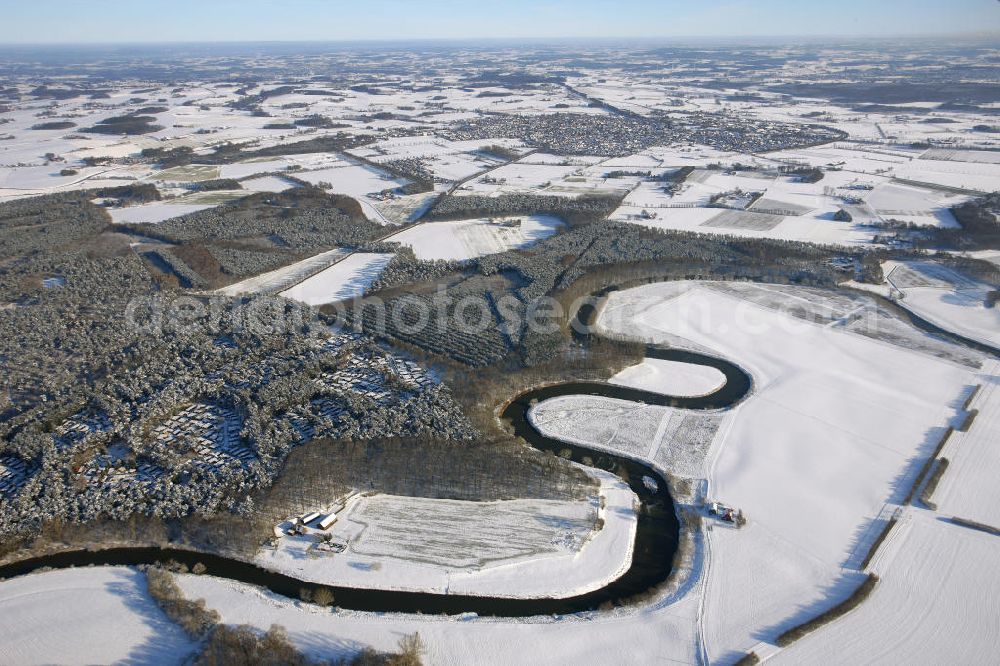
0,567 -> 195,666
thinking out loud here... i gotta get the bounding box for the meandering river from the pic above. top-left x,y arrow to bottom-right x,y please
0,294 -> 754,617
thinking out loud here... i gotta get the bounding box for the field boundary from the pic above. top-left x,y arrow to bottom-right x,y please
774,573 -> 879,647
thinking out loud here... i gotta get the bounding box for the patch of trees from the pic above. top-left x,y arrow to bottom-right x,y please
141,249 -> 208,288
29,86 -> 110,100
146,566 -> 219,638
365,247 -> 465,293
274,435 -> 594,504
780,165 -> 824,183
346,217 -> 849,369
0,269 -> 476,541
146,565 -> 425,665
935,193 -> 1000,249
140,145 -> 196,167
121,187 -> 380,251
464,71 -> 564,88
374,158 -> 434,194
83,114 -> 164,136
93,183 -> 162,205
294,115 -> 349,129
200,135 -> 366,164
478,144 -> 521,161
427,193 -> 622,227
0,191 -> 111,260
29,121 -> 76,130
605,170 -> 652,179
196,623 -> 424,666
205,243 -> 301,280
143,135 -> 366,170
170,244 -> 226,286
191,178 -> 242,192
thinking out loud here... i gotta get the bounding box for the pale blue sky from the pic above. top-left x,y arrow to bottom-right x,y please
1,0 -> 998,43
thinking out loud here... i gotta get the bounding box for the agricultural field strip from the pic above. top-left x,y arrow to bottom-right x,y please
254,470 -> 638,599
216,248 -> 350,296
933,360 -> 1000,527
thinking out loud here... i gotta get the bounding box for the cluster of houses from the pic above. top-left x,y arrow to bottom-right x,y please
448,107 -> 843,158
150,402 -> 254,469
0,455 -> 28,498
54,409 -> 112,450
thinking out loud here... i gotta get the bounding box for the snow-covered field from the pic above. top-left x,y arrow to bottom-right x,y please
886,260 -> 1000,348
216,248 -> 348,296
108,201 -> 214,224
279,253 -> 394,305
531,394 -> 724,477
610,357 -> 726,397
240,175 -> 299,192
256,469 -> 636,599
175,571 -> 703,666
932,360 -> 1000,527
0,567 -> 195,666
773,510 -> 1000,665
612,179 -> 876,246
386,215 -> 562,261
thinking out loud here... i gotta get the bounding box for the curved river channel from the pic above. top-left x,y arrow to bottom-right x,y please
0,298 -> 753,617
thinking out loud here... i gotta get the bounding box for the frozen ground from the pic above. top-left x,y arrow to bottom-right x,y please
279,253 -> 394,306
885,260 -> 1000,348
0,567 -> 195,666
386,215 -> 562,261
256,470 -> 636,599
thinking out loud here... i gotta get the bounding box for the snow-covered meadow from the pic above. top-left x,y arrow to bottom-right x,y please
256,469 -> 636,599
386,215 -> 563,261
886,260 -> 1000,348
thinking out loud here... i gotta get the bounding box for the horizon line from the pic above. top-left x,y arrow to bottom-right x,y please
1,31 -> 999,47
